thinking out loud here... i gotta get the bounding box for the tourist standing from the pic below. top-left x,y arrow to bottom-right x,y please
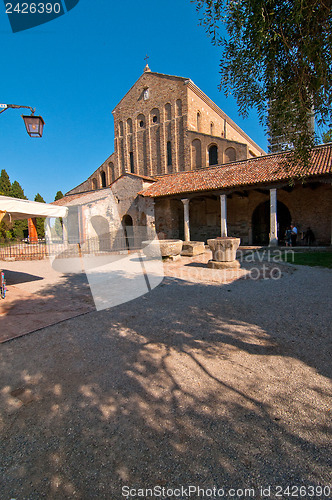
291,224 -> 298,246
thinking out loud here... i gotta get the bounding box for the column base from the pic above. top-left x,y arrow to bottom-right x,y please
181,241 -> 205,256
208,260 -> 241,269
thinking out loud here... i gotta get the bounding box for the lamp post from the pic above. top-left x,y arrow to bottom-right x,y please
0,103 -> 45,137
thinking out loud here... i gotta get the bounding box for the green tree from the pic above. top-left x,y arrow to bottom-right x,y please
10,181 -> 27,239
53,191 -> 64,240
0,169 -> 11,196
322,129 -> 332,144
54,190 -> 64,201
10,180 -> 27,200
34,193 -> 46,239
0,170 -> 12,239
194,0 -> 332,168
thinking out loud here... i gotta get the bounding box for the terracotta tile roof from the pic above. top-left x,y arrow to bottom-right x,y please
140,145 -> 332,198
111,172 -> 156,184
52,189 -> 111,206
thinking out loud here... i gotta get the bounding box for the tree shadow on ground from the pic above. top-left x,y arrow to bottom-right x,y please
2,268 -> 44,285
0,265 -> 331,499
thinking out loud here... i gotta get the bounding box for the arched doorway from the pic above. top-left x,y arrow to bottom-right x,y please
91,215 -> 111,251
122,214 -> 134,249
252,201 -> 291,245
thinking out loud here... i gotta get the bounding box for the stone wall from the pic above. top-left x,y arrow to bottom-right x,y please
67,153 -> 117,195
187,84 -> 264,157
187,131 -> 248,169
154,181 -> 331,245
67,70 -> 264,196
113,72 -> 188,177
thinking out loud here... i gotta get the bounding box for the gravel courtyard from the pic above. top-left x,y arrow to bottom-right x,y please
0,261 -> 331,499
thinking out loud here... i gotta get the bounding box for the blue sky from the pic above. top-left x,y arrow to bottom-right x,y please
0,0 -> 267,202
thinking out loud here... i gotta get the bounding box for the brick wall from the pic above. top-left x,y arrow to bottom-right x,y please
154,181 -> 331,245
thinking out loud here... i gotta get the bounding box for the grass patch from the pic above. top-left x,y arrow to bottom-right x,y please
283,252 -> 332,268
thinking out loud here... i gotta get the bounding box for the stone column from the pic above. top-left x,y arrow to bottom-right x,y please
220,194 -> 228,237
269,188 -> 278,246
44,218 -> 52,246
181,198 -> 190,242
62,218 -> 68,244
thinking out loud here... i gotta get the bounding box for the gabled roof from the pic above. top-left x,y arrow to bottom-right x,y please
110,172 -> 156,185
112,71 -> 188,113
112,69 -> 265,154
140,144 -> 332,198
53,189 -> 111,206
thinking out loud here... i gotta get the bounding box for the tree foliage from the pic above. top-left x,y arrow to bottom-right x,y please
193,0 -> 332,168
0,169 -> 11,196
10,181 -> 28,239
54,190 -> 64,201
322,128 -> 332,143
10,180 -> 27,200
34,193 -> 46,238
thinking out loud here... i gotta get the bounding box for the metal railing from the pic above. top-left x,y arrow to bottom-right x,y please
0,228 -> 156,261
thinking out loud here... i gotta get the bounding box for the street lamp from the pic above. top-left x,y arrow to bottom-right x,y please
0,103 -> 45,137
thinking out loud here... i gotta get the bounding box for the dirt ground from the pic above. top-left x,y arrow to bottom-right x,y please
0,252 -> 331,499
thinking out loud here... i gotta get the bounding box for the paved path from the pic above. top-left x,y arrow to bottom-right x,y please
0,259 -> 94,342
0,250 -> 291,342
0,256 -> 331,499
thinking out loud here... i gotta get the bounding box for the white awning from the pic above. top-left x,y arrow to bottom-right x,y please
0,195 -> 68,221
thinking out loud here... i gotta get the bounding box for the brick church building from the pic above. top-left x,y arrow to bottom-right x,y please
55,66 -> 332,247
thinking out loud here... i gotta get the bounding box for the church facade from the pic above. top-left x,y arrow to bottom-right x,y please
67,65 -> 264,196
56,67 -> 332,248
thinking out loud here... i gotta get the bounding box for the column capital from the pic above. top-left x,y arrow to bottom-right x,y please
181,198 -> 189,206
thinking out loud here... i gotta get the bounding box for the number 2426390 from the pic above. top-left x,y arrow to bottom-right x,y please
5,3 -> 62,14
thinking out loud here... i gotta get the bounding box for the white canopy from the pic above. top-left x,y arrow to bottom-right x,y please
0,195 -> 68,221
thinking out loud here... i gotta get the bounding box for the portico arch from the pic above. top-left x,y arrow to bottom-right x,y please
122,214 -> 134,249
91,215 -> 111,251
252,200 -> 291,245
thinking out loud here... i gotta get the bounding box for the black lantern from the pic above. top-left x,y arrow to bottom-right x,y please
22,114 -> 45,138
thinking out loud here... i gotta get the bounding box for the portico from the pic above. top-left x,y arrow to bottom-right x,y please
162,187 -> 283,246
144,145 -> 332,246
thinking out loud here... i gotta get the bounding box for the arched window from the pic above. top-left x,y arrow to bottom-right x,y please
197,112 -> 201,132
167,141 -> 172,166
176,99 -> 182,117
118,121 -> 124,137
165,103 -> 171,121
150,108 -> 160,125
127,118 -> 133,134
208,145 -> 218,166
100,170 -> 106,188
129,152 -> 134,173
91,178 -> 97,190
225,147 -> 236,163
109,162 -> 115,183
191,139 -> 202,169
137,114 -> 145,129
210,122 -> 214,135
